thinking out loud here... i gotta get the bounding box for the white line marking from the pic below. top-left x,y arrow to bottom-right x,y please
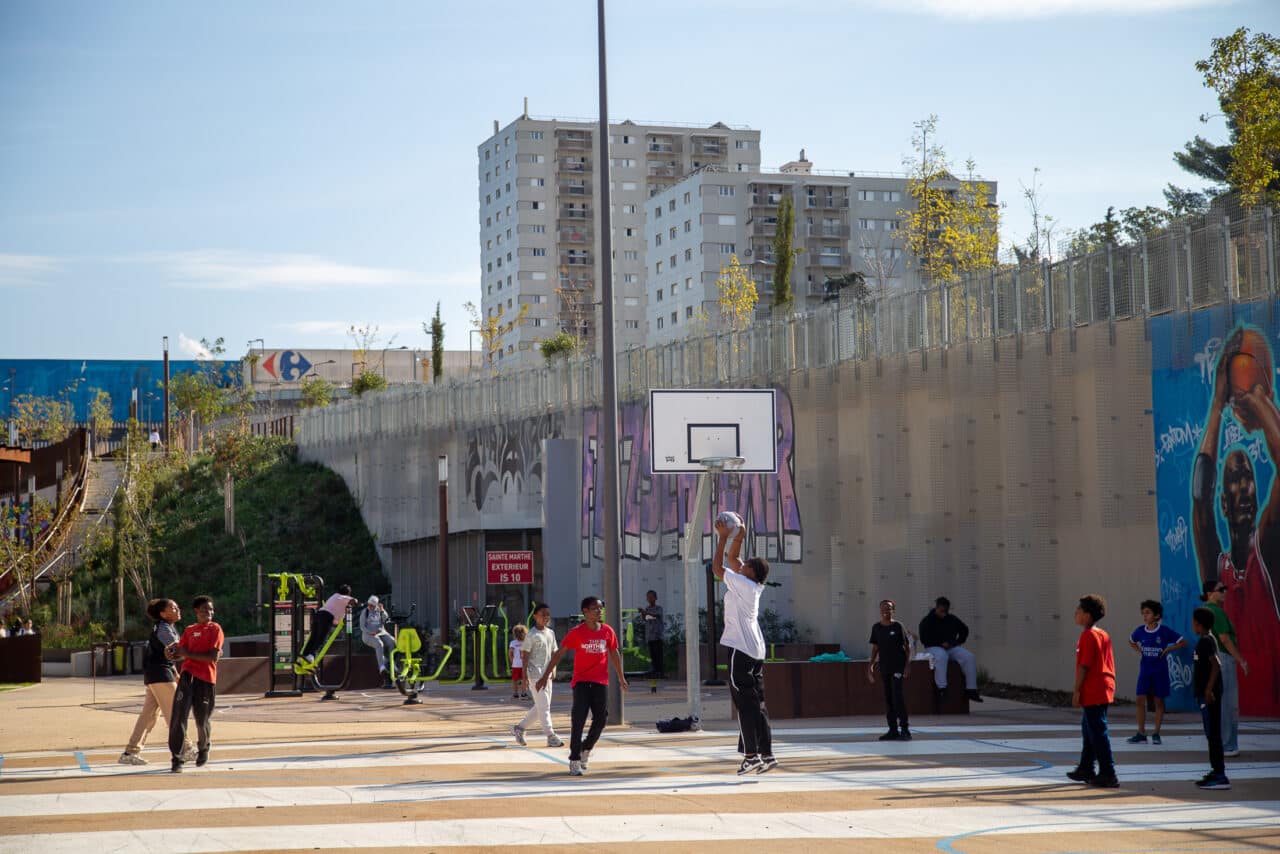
3,802 -> 1277,852
1,763 -> 1278,817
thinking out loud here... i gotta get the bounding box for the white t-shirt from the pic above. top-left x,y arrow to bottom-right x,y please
720,567 -> 766,660
509,638 -> 524,668
521,626 -> 558,682
320,593 -> 356,620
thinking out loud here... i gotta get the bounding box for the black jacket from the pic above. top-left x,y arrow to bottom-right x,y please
919,611 -> 969,649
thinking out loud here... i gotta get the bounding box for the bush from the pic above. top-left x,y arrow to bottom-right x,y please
539,332 -> 579,362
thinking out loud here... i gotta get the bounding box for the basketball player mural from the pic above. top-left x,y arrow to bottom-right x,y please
1191,326 -> 1280,714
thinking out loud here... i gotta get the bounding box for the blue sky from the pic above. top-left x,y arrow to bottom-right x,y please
1,0 -> 1275,359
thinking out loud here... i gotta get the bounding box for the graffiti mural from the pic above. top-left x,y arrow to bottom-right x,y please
1151,305 -> 1280,715
582,387 -> 802,566
465,413 -> 565,512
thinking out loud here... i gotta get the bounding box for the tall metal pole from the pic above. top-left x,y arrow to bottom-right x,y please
596,0 -> 624,725
162,336 -> 170,456
438,455 -> 450,647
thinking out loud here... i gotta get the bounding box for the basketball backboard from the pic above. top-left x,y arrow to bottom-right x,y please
649,388 -> 777,473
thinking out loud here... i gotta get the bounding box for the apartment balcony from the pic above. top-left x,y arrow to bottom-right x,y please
807,225 -> 849,238
558,158 -> 590,172
559,179 -> 591,196
646,141 -> 679,154
559,227 -> 591,244
647,165 -> 679,178
811,253 -> 847,268
555,132 -> 591,149
690,138 -> 727,157
750,197 -> 784,210
558,208 -> 590,220
805,197 -> 850,209
561,253 -> 592,266
752,223 -> 778,237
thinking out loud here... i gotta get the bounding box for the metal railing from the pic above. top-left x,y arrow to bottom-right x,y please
298,201 -> 1278,445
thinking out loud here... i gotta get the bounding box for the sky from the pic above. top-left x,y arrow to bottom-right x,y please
2,0 -> 1277,360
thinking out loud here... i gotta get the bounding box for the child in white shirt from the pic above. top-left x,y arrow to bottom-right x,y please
510,624 -> 528,698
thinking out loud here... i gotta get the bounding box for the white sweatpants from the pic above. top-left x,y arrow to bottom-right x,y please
925,645 -> 977,689
517,679 -> 558,738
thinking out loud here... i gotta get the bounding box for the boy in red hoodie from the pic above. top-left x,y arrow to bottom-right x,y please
167,595 -> 223,773
1067,593 -> 1118,789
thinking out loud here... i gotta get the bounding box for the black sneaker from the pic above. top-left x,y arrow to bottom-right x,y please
756,755 -> 778,774
1196,774 -> 1231,790
1090,773 -> 1120,789
899,729 -> 913,741
878,730 -> 900,741
737,756 -> 764,775
170,759 -> 184,774
966,689 -> 984,703
195,749 -> 209,768
1066,767 -> 1095,783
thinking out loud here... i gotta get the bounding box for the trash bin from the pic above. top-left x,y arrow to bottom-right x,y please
129,641 -> 147,674
112,642 -> 126,675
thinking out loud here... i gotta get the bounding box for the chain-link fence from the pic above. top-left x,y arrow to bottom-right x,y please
299,201 -> 1278,443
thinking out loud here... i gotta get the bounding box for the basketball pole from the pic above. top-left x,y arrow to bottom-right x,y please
683,467 -> 714,722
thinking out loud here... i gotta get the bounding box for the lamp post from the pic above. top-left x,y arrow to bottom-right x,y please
437,455 -> 450,650
382,345 -> 408,379
248,338 -> 265,385
595,0 -> 625,725
162,336 -> 170,456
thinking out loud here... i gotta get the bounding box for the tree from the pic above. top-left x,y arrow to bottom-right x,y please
1191,27 -> 1280,207
899,116 -> 1000,287
771,195 -> 796,312
1012,167 -> 1060,265
822,272 -> 869,303
10,393 -> 74,445
1119,205 -> 1172,244
539,331 -> 579,362
298,375 -> 333,409
350,370 -> 387,397
429,303 -> 445,384
464,300 -> 529,366
716,254 -> 758,332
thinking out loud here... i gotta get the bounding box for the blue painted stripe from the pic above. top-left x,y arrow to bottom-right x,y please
73,751 -> 90,773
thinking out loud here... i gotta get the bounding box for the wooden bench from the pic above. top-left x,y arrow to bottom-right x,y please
760,659 -> 970,719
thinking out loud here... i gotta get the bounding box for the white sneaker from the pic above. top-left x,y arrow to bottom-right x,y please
1223,749 -> 1240,758
568,760 -> 584,776
512,725 -> 527,746
546,735 -> 565,747
118,752 -> 147,766
580,749 -> 591,771
179,745 -> 198,763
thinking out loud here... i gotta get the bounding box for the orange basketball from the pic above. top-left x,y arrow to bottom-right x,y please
1227,329 -> 1274,397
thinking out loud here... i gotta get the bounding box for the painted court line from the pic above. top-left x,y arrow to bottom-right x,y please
3,801 -> 1277,853
2,762 -> 1278,817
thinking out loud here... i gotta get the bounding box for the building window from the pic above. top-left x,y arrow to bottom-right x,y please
684,219 -> 692,233
623,250 -> 639,261
485,194 -> 492,205
720,243 -> 735,254
669,199 -> 676,212
531,224 -> 545,233
622,204 -> 637,214
887,191 -> 901,202
486,217 -> 492,227
614,158 -> 637,168
654,206 -> 663,219
624,296 -> 640,307
624,273 -> 638,284
486,240 -> 493,250
669,226 -> 677,240
484,149 -> 490,160
531,201 -> 543,210
496,235 -> 503,245
621,181 -> 637,191
671,311 -> 678,325
718,186 -> 735,196
685,277 -> 693,290
886,219 -> 900,230
657,316 -> 664,329
532,248 -> 546,256
735,139 -> 749,149
718,215 -> 737,226
656,289 -> 664,301
683,191 -> 691,204
528,130 -> 544,140
684,248 -> 693,262
531,272 -> 547,280
530,178 -> 545,187
532,318 -> 545,327
624,227 -> 635,237
858,190 -> 875,201
669,254 -> 676,268
656,261 -> 663,273
625,319 -> 640,329
654,233 -> 663,246
670,284 -> 677,297
686,306 -> 694,318
859,218 -> 873,230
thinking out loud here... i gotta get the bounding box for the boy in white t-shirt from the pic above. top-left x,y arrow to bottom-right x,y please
510,624 -> 528,698
713,511 -> 776,776
512,604 -> 564,747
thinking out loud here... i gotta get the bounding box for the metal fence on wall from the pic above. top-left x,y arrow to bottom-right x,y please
299,202 -> 1278,444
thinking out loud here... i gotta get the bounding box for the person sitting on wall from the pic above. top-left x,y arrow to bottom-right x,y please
919,597 -> 982,703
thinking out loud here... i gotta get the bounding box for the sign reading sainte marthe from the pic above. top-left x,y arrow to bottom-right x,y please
486,551 -> 534,585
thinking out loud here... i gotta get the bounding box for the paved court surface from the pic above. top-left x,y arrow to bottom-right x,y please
1,677 -> 1278,853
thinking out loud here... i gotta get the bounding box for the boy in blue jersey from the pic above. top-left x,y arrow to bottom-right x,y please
1126,599 -> 1187,745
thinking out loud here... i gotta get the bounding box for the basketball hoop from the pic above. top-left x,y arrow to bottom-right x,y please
697,455 -> 746,470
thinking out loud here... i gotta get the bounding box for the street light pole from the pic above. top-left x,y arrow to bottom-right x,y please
596,0 -> 625,725
162,336 -> 170,456
438,455 -> 450,649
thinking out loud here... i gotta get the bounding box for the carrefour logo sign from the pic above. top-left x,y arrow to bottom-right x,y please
259,351 -> 313,382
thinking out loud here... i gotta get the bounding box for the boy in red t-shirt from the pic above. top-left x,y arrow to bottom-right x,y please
535,596 -> 629,776
167,595 -> 223,773
1068,593 -> 1118,789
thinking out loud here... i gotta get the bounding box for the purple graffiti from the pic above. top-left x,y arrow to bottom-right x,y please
581,387 -> 803,565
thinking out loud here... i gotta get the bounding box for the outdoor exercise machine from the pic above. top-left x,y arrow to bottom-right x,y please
263,571 -> 352,700
385,602 -> 453,705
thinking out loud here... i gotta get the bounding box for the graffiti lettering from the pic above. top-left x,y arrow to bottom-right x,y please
1193,337 -> 1222,386
466,414 -> 565,512
1154,421 -> 1204,467
582,387 -> 803,565
1163,516 -> 1189,557
1167,654 -> 1193,693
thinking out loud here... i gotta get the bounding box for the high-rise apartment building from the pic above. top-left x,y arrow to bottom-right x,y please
477,115 -> 760,367
644,153 -> 997,344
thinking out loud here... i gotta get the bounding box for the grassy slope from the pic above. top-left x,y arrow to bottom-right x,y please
147,439 -> 386,638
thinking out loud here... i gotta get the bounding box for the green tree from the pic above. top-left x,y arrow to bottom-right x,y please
298,375 -> 333,409
350,370 -> 388,397
899,116 -> 1000,286
1163,184 -> 1210,219
1191,27 -> 1280,207
822,272 -> 869,302
716,253 -> 758,332
539,331 -> 579,362
10,394 -> 73,445
429,302 -> 445,383
771,195 -> 796,312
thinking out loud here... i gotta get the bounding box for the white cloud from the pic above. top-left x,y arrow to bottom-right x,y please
277,319 -> 429,337
126,250 -> 460,292
880,0 -> 1230,18
176,333 -> 214,359
0,253 -> 59,286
